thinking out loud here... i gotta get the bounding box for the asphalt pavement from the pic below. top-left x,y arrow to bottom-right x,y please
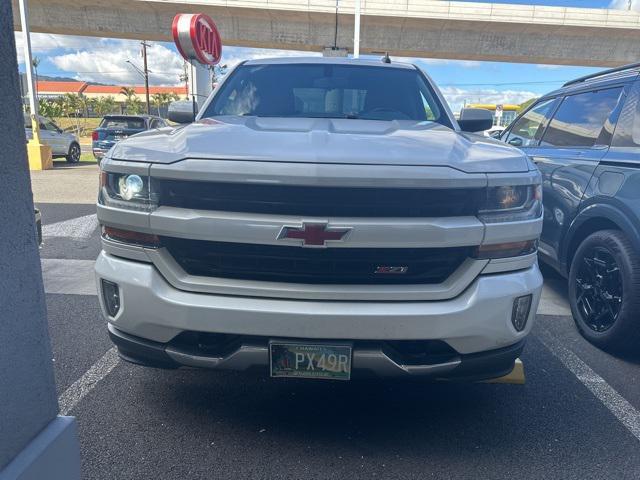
33,165 -> 640,479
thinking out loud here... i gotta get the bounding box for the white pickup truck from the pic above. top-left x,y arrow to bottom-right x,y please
95,57 -> 542,381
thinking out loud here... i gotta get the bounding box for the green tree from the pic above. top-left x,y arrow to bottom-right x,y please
94,96 -> 117,117
151,92 -> 179,117
126,97 -> 143,114
60,93 -> 81,116
518,98 -> 537,113
38,98 -> 63,118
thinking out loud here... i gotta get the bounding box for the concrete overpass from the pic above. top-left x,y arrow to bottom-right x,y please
12,0 -> 640,67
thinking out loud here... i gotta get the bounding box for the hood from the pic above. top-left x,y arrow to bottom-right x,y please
109,116 -> 529,173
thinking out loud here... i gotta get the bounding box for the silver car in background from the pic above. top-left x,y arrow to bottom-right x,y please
24,114 -> 81,163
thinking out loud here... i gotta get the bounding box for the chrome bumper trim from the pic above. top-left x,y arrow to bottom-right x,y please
165,343 -> 461,377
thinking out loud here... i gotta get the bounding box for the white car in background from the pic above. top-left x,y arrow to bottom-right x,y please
484,126 -> 506,139
24,114 -> 82,163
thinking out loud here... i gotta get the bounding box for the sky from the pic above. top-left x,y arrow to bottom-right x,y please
13,0 -> 639,112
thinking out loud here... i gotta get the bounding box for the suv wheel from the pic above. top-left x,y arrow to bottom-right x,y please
569,230 -> 640,353
66,143 -> 81,163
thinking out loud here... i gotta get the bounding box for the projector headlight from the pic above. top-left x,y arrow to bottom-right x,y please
99,171 -> 157,211
118,174 -> 144,200
479,184 -> 542,223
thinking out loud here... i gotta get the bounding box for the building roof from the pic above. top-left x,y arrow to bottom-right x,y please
83,85 -> 187,95
36,81 -> 88,94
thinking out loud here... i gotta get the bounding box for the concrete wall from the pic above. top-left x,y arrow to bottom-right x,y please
0,2 -> 79,478
11,0 -> 640,67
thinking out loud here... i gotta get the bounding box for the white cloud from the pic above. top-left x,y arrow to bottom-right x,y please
14,32 -> 105,63
609,0 -> 640,10
51,41 -> 184,85
440,86 -> 537,113
536,64 -> 563,70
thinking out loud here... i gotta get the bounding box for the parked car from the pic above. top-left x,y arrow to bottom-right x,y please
484,125 -> 505,139
501,62 -> 640,353
92,115 -> 168,161
24,114 -> 81,163
96,57 -> 543,382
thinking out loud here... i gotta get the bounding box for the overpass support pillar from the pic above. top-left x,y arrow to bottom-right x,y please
0,1 -> 81,479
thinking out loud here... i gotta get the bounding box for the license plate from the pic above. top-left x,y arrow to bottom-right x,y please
270,342 -> 352,380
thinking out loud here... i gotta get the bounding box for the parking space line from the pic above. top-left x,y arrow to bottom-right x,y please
538,326 -> 640,442
42,259 -> 97,296
42,213 -> 98,239
58,347 -> 120,415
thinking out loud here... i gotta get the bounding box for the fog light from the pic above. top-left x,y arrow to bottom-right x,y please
101,279 -> 120,317
512,295 -> 532,332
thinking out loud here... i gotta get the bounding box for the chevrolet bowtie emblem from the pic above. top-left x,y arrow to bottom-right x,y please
278,222 -> 352,247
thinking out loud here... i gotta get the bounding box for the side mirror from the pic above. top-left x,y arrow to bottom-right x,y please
458,108 -> 494,133
168,100 -> 199,124
508,137 -> 523,147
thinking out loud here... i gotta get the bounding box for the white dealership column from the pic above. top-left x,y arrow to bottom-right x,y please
191,61 -> 212,109
0,1 -> 81,478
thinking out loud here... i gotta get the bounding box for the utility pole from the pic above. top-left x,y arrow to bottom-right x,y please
141,41 -> 150,115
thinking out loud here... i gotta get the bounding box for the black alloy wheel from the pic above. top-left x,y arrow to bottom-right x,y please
574,246 -> 622,333
569,229 -> 640,353
66,143 -> 81,163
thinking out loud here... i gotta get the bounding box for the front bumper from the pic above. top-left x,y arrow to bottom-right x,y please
96,251 -> 542,377
108,322 -> 526,381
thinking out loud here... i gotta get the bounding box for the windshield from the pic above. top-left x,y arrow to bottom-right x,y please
203,63 -> 448,124
100,117 -> 146,130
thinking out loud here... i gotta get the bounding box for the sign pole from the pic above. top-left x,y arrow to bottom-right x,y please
18,0 -> 52,170
353,0 -> 361,58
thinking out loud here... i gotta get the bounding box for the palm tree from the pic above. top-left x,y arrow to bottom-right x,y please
59,93 -> 83,135
151,92 -> 179,117
120,87 -> 141,114
32,57 -> 41,99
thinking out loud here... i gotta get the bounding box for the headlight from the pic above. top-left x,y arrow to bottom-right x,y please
118,174 -> 144,200
479,184 -> 542,223
99,172 -> 157,211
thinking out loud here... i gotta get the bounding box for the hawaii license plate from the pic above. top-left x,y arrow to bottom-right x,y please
270,342 -> 352,380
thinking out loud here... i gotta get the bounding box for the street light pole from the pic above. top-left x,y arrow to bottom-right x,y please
141,41 -> 150,115
17,0 -> 52,170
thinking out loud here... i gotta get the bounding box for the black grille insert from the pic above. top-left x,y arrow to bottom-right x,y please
158,180 -> 482,217
162,237 -> 470,285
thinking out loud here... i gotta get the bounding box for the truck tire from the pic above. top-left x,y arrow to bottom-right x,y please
569,229 -> 640,353
66,142 -> 81,163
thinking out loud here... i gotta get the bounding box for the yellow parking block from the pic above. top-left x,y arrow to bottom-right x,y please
484,358 -> 525,385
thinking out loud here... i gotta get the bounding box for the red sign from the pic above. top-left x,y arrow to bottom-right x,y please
172,13 -> 222,66
278,223 -> 352,247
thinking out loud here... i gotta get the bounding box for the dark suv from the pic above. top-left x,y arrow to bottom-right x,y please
92,115 -> 168,161
502,63 -> 640,353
